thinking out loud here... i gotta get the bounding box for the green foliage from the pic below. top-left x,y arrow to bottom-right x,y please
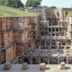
0,0 -> 24,8
17,0 -> 24,8
50,6 -> 56,8
26,0 -> 42,7
0,0 -> 7,5
0,6 -> 39,17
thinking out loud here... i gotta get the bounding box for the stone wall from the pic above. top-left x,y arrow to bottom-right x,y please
0,16 -> 39,64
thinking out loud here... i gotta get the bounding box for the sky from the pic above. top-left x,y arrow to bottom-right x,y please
21,0 -> 72,8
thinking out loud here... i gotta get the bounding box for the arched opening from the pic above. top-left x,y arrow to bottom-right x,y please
23,57 -> 29,64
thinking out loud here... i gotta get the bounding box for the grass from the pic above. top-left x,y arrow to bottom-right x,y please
0,5 -> 39,17
67,11 -> 72,17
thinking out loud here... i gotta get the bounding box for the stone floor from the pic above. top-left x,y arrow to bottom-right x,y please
0,64 -> 72,72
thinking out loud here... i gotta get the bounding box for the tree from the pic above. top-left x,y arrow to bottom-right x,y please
50,6 -> 56,8
7,0 -> 24,8
26,0 -> 42,7
0,0 -> 7,5
17,0 -> 24,8
0,0 -> 24,8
